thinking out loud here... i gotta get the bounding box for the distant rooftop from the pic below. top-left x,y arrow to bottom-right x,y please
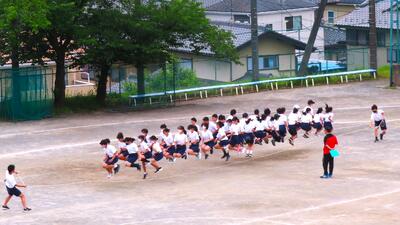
336,0 -> 392,29
206,0 -> 317,13
174,21 -> 309,55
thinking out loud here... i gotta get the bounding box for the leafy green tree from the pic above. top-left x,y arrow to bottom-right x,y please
38,0 -> 89,107
121,0 -> 238,96
77,0 -> 237,103
75,0 -> 131,105
0,0 -> 49,68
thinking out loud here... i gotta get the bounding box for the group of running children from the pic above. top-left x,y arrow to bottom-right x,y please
1,103 -> 387,211
100,100 -> 336,179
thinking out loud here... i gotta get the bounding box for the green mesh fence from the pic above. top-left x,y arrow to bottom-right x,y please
0,67 -> 53,121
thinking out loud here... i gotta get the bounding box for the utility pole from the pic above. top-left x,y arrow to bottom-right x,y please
369,0 -> 378,71
298,0 -> 328,76
251,0 -> 259,81
389,0 -> 394,86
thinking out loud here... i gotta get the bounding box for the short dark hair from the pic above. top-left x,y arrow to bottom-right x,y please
316,107 -> 323,114
160,124 -> 167,129
138,135 -> 145,141
308,100 -> 315,105
202,117 -> 209,122
7,165 -> 15,174
163,128 -> 170,133
149,135 -> 158,141
116,132 -> 124,139
212,114 -> 218,118
100,139 -> 108,145
254,109 -> 259,115
325,126 -> 333,133
218,115 -> 226,121
217,121 -> 224,128
371,104 -> 378,111
124,137 -> 135,143
141,129 -> 149,134
191,117 -> 197,122
230,109 -> 237,116
264,108 -> 271,116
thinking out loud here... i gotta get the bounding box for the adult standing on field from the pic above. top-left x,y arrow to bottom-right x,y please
321,127 -> 338,179
2,165 -> 31,211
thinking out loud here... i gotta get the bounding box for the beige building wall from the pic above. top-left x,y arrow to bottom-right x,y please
176,36 -> 298,82
206,8 -> 324,55
346,45 -> 389,71
324,5 -> 356,25
232,37 -> 297,80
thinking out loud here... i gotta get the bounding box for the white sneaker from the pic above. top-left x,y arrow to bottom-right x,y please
107,174 -> 112,179
197,152 -> 202,160
241,148 -> 247,154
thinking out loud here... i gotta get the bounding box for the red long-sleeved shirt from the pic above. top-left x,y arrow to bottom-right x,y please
323,135 -> 338,155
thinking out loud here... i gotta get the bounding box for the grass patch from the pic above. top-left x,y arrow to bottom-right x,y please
54,95 -> 103,115
377,65 -> 390,79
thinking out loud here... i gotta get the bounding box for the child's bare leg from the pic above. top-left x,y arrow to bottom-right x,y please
20,194 -> 27,209
3,195 -> 12,206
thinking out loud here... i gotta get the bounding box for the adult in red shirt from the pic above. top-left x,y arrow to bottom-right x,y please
321,127 -> 338,178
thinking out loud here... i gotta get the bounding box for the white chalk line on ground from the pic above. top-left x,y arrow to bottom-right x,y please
236,188 -> 400,225
0,124 -> 397,225
1,104 -> 400,139
1,118 -> 399,160
118,217 -> 295,225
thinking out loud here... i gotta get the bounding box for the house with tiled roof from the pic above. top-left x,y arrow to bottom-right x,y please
336,0 -> 392,70
203,0 -> 324,55
173,21 -> 310,81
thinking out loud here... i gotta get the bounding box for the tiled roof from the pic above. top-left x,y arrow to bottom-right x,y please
174,21 -> 308,55
336,0 -> 392,29
324,27 -> 346,46
195,0 -> 224,7
311,0 -> 365,4
206,0 -> 317,13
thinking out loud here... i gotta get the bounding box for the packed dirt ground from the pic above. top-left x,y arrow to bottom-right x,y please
0,80 -> 399,225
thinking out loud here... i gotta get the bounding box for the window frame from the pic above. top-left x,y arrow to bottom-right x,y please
233,14 -> 250,23
285,16 -> 302,31
247,55 -> 279,71
327,10 -> 335,24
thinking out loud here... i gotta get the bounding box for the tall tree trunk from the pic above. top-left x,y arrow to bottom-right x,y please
96,64 -> 110,105
298,0 -> 328,76
136,63 -> 145,96
54,50 -> 66,108
250,0 -> 259,81
369,0 -> 377,71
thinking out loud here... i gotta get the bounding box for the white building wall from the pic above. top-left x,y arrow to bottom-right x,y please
206,8 -> 325,58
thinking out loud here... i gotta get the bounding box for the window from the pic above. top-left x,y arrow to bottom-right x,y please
285,16 -> 302,31
177,59 -> 193,70
328,11 -> 335,24
387,48 -> 399,63
357,30 -> 368,45
233,15 -> 250,23
265,24 -> 273,31
346,30 -> 358,45
247,55 -> 279,71
346,29 -> 375,46
377,31 -> 386,47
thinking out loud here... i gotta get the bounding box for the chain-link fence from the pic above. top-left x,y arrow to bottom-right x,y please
0,66 -> 54,121
0,47 -> 373,120
108,48 -> 370,103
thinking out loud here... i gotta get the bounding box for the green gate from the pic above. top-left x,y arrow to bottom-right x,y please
0,67 -> 53,121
